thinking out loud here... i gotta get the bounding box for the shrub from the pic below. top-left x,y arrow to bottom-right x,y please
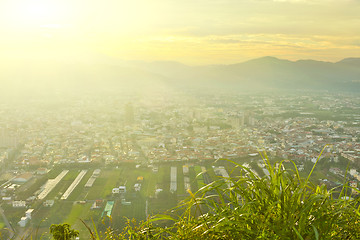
50,223 -> 79,240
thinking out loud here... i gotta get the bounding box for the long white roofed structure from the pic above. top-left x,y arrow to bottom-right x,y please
61,170 -> 88,200
85,169 -> 101,188
38,170 -> 69,200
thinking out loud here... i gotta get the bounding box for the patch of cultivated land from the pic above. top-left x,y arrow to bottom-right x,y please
64,202 -> 97,240
0,220 -> 4,229
13,164 -> 219,238
87,169 -> 122,200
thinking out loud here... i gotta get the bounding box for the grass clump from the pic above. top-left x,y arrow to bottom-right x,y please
170,158 -> 360,239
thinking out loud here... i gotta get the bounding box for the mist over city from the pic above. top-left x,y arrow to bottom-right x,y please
0,0 -> 359,239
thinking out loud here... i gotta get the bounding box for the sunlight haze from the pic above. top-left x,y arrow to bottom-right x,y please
0,1 -> 360,239
0,0 -> 359,64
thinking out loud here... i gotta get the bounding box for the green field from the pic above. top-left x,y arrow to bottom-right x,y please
189,166 -> 197,192
64,202 -> 100,239
87,169 -> 122,199
194,166 -> 205,190
177,166 -> 185,196
28,159 -> 357,238
9,163 -> 209,237
0,221 -> 4,229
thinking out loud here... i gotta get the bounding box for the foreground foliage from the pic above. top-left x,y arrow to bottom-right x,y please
52,148 -> 360,239
49,223 -> 79,240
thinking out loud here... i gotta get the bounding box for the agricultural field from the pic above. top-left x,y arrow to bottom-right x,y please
6,161 -> 250,238
0,219 -> 9,240
63,202 -> 99,239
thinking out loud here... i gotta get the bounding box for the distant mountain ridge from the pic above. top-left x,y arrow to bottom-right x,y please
129,56 -> 360,92
1,56 -> 359,96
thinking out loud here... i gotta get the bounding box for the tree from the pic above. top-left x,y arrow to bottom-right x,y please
50,223 -> 79,240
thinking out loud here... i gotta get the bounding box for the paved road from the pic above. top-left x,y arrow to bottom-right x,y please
0,205 -> 15,239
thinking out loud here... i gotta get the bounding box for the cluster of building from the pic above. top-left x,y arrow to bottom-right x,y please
0,93 -> 358,171
0,93 -> 358,201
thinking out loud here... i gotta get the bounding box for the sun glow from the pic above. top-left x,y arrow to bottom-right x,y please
0,0 -> 359,64
4,0 -> 69,29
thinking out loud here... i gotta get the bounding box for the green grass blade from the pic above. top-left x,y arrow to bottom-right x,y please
292,226 -> 304,240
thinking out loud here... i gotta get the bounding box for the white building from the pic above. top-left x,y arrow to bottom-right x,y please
12,200 -> 26,208
134,183 -> 141,191
119,186 -> 126,193
43,200 -> 55,207
113,186 -> 126,194
18,216 -> 29,227
26,209 -> 34,219
112,188 -> 120,194
93,169 -> 101,176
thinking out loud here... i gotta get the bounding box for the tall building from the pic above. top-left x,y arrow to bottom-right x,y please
229,114 -> 245,129
124,103 -> 134,125
244,111 -> 255,126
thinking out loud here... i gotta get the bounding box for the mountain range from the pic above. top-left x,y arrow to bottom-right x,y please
1,56 -> 359,96
129,56 -> 360,92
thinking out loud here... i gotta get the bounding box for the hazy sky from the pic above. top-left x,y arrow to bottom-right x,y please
0,0 -> 359,65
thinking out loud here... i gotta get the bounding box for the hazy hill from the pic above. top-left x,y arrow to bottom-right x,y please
1,56 -> 359,97
130,56 -> 360,92
337,58 -> 360,67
